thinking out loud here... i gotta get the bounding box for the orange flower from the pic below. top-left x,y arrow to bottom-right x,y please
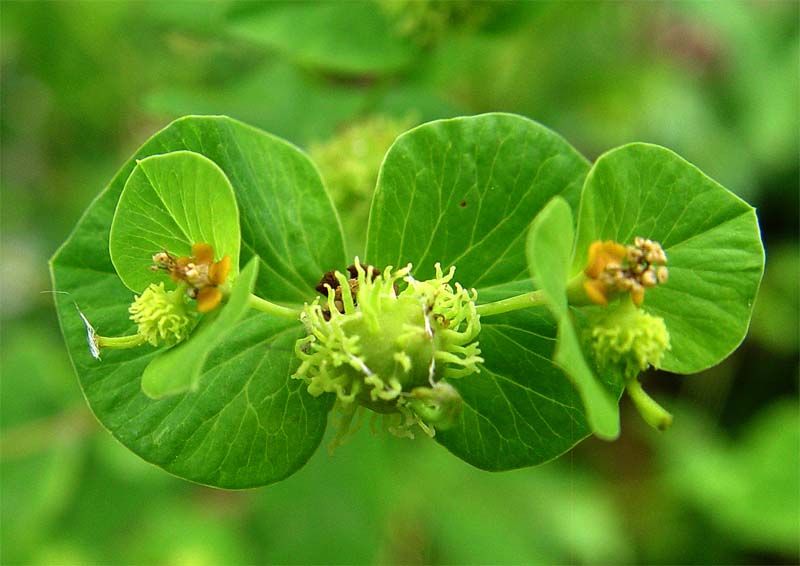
583,241 -> 627,306
584,240 -> 627,279
582,238 -> 668,307
151,242 -> 231,313
584,278 -> 611,306
196,287 -> 223,313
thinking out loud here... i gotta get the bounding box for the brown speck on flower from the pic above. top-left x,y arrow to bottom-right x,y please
151,242 -> 231,312
584,237 -> 668,307
315,263 -> 382,320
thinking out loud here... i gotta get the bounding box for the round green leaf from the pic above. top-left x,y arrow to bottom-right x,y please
367,113 -> 621,470
110,150 -> 240,292
367,113 -> 589,285
573,143 -> 765,374
50,116 -> 344,488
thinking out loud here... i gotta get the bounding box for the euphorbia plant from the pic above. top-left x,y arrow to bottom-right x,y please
50,113 -> 764,489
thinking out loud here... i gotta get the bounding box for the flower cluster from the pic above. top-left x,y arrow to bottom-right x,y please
79,242 -> 233,360
294,259 -> 482,440
381,0 -> 498,45
576,236 -> 674,429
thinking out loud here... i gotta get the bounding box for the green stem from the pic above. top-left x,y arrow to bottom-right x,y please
476,290 -> 547,317
96,334 -> 146,349
248,294 -> 301,320
626,379 -> 673,431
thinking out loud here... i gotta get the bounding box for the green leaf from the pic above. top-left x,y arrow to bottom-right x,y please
573,143 -> 765,373
526,197 -> 619,439
367,113 -> 589,285
50,116 -> 344,488
110,150 -> 240,292
141,258 -> 258,398
367,113 -> 622,470
227,2 -> 418,76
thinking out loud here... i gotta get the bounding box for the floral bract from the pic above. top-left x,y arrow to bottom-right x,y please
50,114 -> 764,488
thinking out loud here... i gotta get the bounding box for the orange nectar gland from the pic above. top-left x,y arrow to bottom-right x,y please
583,237 -> 668,307
151,242 -> 231,313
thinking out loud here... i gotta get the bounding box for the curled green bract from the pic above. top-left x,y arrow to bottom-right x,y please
407,381 -> 463,431
294,260 -> 482,437
129,282 -> 197,347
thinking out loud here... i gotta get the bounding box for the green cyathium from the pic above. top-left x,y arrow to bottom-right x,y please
128,282 -> 197,346
588,298 -> 671,380
294,259 -> 482,442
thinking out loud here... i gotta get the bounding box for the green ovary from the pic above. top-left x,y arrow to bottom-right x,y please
294,261 -> 482,437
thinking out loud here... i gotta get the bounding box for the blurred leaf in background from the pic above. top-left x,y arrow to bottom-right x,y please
749,243 -> 799,355
2,0 -> 798,564
309,113 -> 417,257
1,327 -> 88,563
654,400 -> 799,560
227,1 -> 420,75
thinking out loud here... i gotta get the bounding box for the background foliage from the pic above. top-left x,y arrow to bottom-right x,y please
2,1 -> 798,564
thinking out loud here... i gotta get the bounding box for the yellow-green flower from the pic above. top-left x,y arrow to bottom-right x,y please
294,259 -> 481,440
588,298 -> 671,379
129,282 -> 197,346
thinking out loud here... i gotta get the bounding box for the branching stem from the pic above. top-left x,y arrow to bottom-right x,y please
96,334 -> 146,349
248,294 -> 301,320
476,290 -> 547,317
626,379 -> 673,431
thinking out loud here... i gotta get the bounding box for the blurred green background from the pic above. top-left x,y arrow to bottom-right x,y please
2,2 -> 798,564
